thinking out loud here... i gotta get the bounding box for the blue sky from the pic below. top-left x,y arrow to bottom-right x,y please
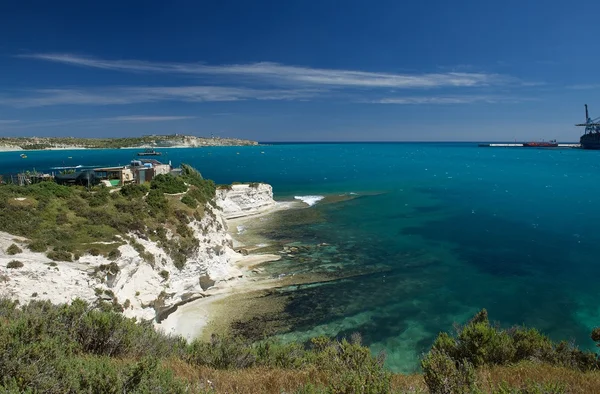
1,0 -> 599,141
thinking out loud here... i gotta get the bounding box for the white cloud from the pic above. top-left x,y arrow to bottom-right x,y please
20,53 -> 517,89
106,115 -> 195,122
0,86 -> 320,108
370,95 -> 522,104
0,115 -> 197,129
568,84 -> 600,90
0,120 -> 20,124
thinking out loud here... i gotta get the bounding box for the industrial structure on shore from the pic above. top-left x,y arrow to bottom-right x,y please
576,104 -> 600,150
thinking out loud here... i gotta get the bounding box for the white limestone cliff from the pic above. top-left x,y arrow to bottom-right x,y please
0,183 -> 276,322
215,183 -> 277,219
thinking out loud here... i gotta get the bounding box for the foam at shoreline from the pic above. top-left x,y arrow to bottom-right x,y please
294,195 -> 325,206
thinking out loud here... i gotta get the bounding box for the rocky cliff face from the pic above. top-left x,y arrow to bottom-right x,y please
215,183 -> 277,219
0,184 -> 276,321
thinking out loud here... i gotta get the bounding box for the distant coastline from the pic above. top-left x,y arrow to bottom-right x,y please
0,134 -> 258,151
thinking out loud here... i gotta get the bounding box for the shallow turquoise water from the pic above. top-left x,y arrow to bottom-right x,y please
2,143 -> 600,372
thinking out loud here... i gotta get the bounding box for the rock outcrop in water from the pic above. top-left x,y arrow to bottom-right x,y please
0,183 -> 276,321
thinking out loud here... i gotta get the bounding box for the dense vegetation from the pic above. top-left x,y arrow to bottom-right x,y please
0,135 -> 257,150
0,164 -> 216,268
0,299 -> 599,393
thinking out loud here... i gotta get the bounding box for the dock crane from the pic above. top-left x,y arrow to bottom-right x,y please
576,104 -> 600,133
576,105 -> 600,149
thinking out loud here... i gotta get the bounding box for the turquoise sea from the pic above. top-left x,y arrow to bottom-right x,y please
2,142 -> 600,372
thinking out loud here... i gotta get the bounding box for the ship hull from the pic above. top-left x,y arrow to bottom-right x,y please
580,142 -> 600,150
579,134 -> 600,149
522,143 -> 558,148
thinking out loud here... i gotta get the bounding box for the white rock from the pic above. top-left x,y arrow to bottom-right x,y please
215,184 -> 277,219
0,184 -> 277,322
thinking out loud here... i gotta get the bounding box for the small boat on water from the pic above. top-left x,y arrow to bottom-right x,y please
523,140 -> 558,148
137,149 -> 162,156
20,153 -> 27,158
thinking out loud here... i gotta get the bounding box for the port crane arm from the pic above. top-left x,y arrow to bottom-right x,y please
576,104 -> 600,126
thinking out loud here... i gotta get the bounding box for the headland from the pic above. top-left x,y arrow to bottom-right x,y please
0,134 -> 258,151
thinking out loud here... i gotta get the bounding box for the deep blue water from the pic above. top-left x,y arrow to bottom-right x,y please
2,143 -> 600,372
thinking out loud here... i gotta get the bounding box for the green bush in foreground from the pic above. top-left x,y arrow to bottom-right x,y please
1,299 -> 600,393
0,298 -> 189,393
421,309 -> 600,393
0,298 -> 391,393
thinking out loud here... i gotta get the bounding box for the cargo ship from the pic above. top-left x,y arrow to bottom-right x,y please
523,140 -> 558,148
576,105 -> 600,149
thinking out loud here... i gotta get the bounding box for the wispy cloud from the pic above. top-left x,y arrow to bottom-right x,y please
0,114 -> 196,129
0,86 -> 321,108
20,53 -> 518,89
0,120 -> 20,124
567,84 -> 600,90
105,115 -> 196,122
369,95 -> 523,105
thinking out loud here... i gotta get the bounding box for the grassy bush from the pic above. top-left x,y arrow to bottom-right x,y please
6,260 -> 24,269
181,194 -> 198,209
428,309 -> 599,371
120,183 -> 149,198
151,174 -> 187,194
1,299 -> 600,393
0,298 -> 189,393
47,249 -> 73,262
6,243 -> 22,255
88,248 -> 101,256
422,309 -> 600,393
28,240 -> 47,252
159,270 -> 169,281
108,248 -> 121,260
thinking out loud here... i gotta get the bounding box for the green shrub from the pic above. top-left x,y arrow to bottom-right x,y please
6,243 -> 22,255
120,183 -> 149,199
86,186 -> 110,207
95,262 -> 120,275
187,335 -> 258,369
28,240 -> 47,253
180,194 -> 198,208
6,260 -> 24,269
150,174 -> 187,194
108,248 -> 121,260
159,270 -> 169,281
422,349 -> 475,394
88,248 -> 101,256
47,249 -> 72,262
146,189 -> 168,216
425,308 -> 600,378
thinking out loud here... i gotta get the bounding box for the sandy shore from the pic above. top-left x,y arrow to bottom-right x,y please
156,203 -> 300,339
156,194 -> 366,341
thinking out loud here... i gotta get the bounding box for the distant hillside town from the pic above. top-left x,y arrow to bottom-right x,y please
0,134 -> 258,151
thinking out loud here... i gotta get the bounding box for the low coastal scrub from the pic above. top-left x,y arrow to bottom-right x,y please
5,243 -> 22,255
0,164 -> 215,268
1,299 -> 599,393
421,309 -> 600,393
6,260 -> 24,269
